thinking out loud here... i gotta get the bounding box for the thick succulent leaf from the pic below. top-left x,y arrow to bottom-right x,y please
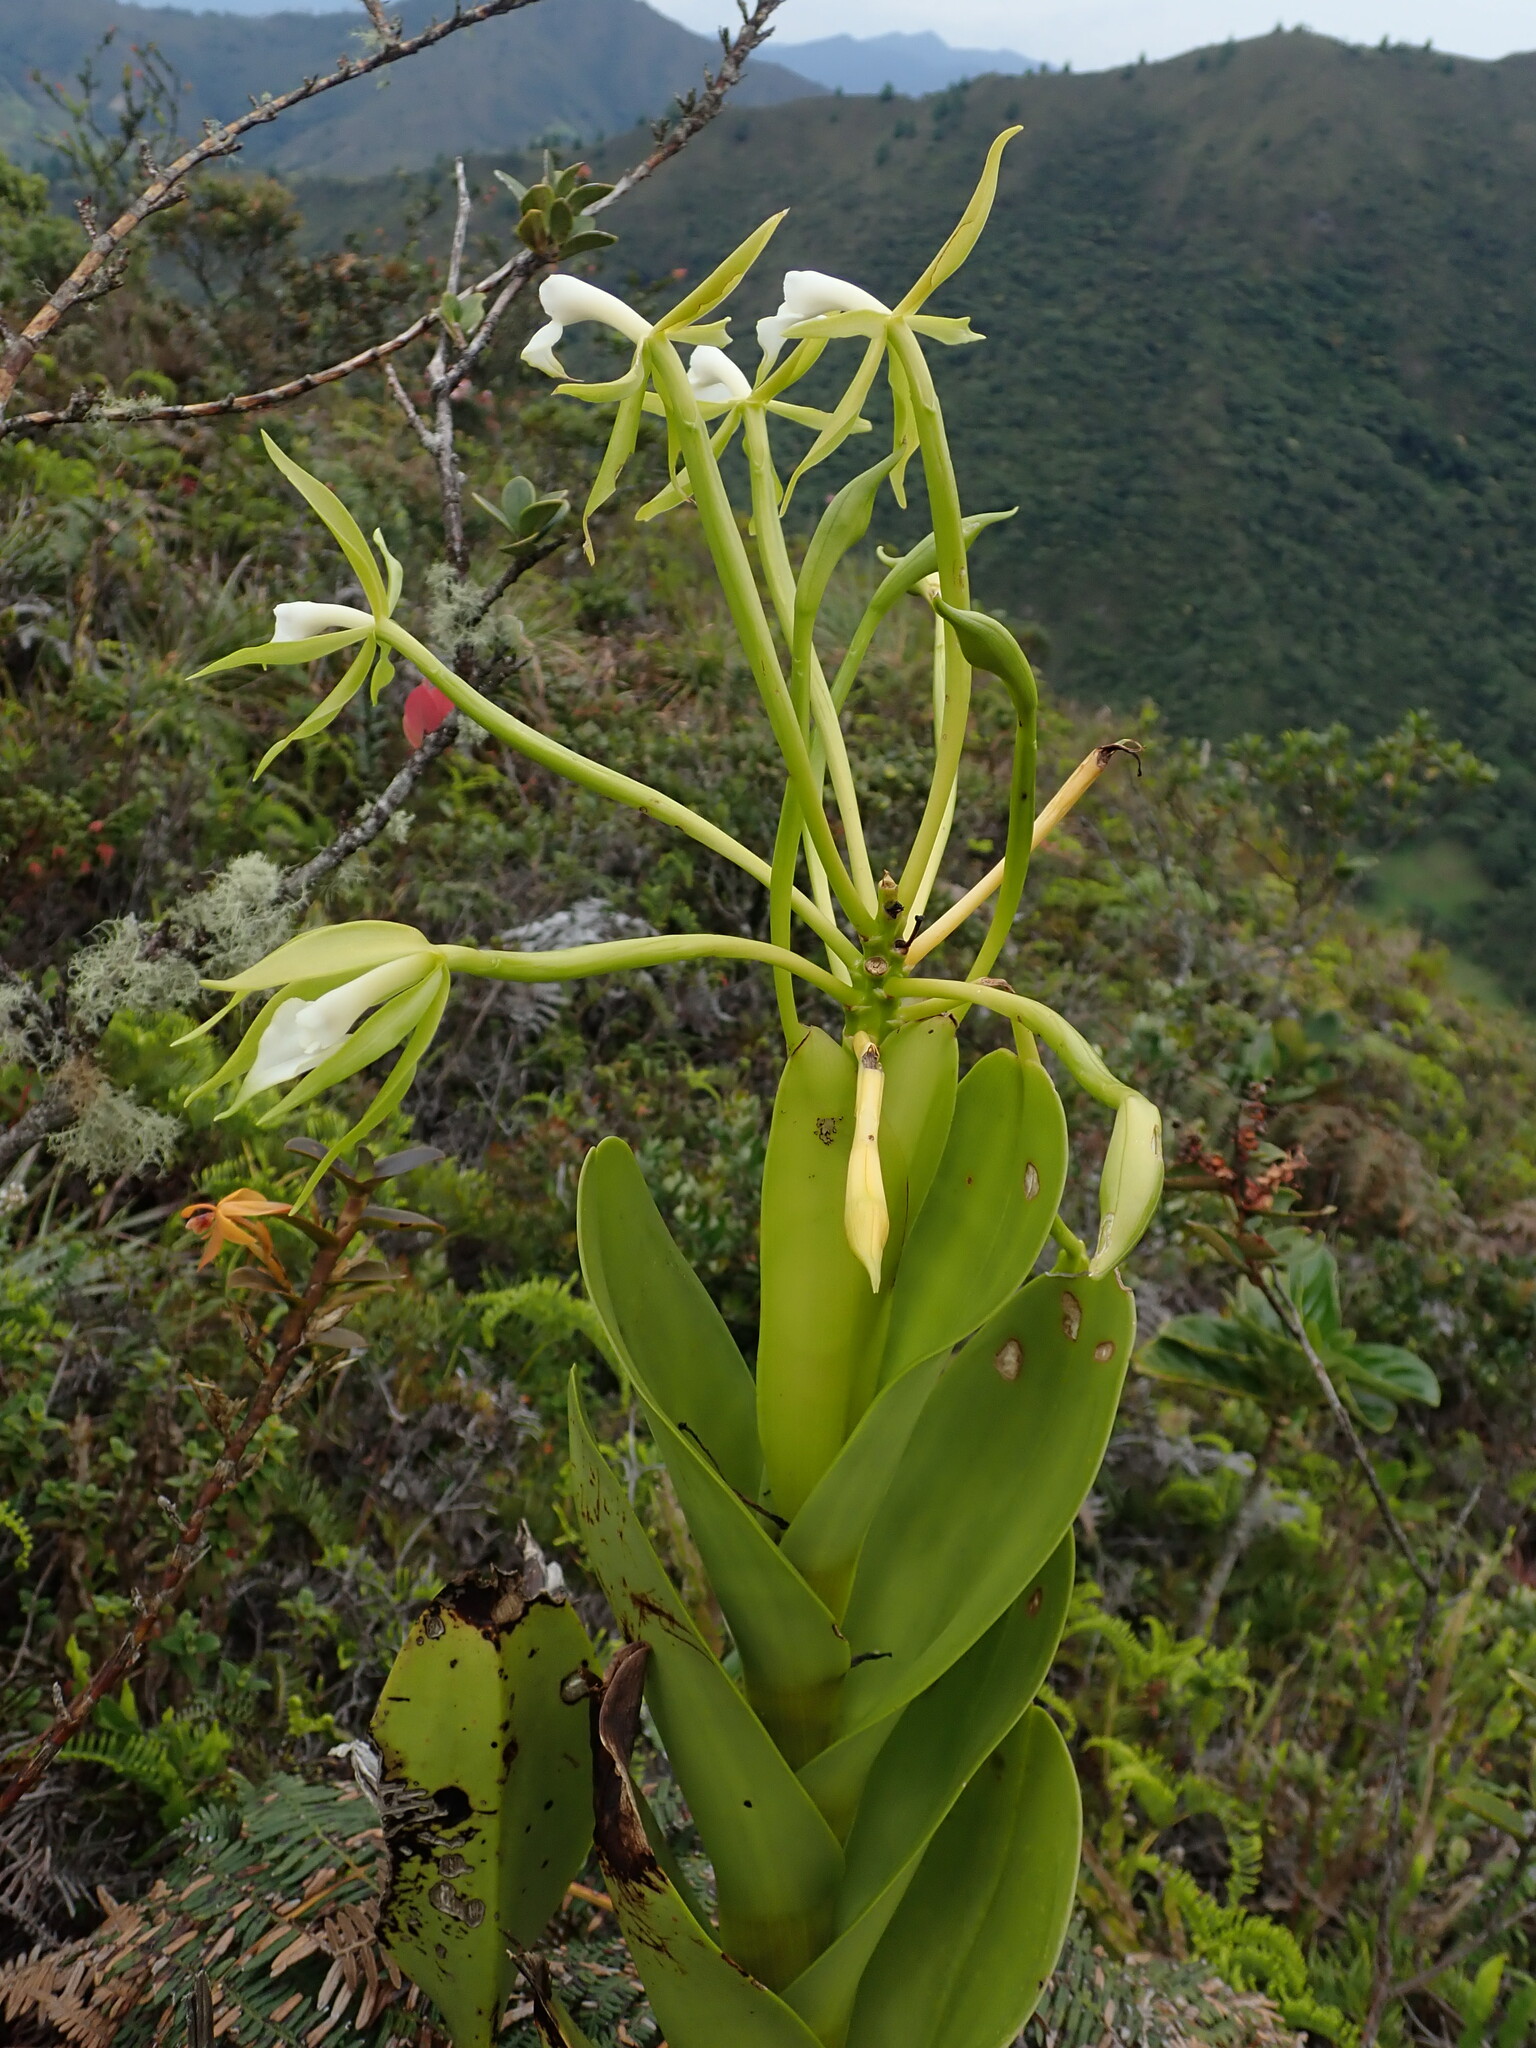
567,1377 -> 843,1989
577,1138 -> 758,1493
578,1142 -> 847,1761
844,1707 -> 1080,2048
589,1644 -> 828,2048
262,431 -> 388,617
757,1028 -> 884,1520
843,1273 -> 1133,1733
372,1554 -> 593,2048
880,1050 -> 1067,1388
785,1539 -> 1073,2047
782,1353 -> 945,1623
205,921 -> 432,995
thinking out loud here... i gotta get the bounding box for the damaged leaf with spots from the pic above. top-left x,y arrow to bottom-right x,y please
589,1643 -> 830,2048
372,1534 -> 594,2048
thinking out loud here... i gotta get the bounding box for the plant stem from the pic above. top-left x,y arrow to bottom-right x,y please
438,934 -> 852,1003
887,974 -> 1133,1108
375,620 -> 860,968
646,342 -> 875,933
889,324 -> 972,912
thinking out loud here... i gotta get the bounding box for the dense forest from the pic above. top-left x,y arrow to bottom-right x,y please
2,10 -> 1536,2047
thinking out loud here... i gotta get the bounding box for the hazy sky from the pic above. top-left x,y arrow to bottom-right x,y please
652,1 -> 1534,66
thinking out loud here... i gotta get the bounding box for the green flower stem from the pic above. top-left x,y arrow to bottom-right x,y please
889,324 -> 973,915
743,408 -> 864,992
373,618 -> 860,971
902,600 -> 955,933
646,340 -> 877,935
887,974 -> 1134,1108
768,792 -> 804,1042
440,934 -> 853,1003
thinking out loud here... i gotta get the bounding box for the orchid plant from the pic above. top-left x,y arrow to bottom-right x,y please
187,131 -> 1163,2048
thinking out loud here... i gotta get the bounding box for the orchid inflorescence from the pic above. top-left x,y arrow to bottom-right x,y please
183,129 -> 1161,1278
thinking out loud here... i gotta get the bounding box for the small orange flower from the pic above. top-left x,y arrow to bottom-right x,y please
180,1188 -> 292,1280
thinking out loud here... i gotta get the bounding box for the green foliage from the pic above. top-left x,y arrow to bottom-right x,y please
1142,1236 -> 1442,1430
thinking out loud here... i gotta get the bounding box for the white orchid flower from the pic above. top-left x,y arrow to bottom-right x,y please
521,275 -> 654,381
272,601 -> 376,643
687,345 -> 753,407
236,955 -> 432,1104
758,270 -> 891,369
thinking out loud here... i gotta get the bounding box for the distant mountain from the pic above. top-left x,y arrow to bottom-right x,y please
775,29 -> 1040,97
0,0 -> 823,176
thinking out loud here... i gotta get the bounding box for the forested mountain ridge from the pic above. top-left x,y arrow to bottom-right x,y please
555,31 -> 1534,988
0,0 -> 821,175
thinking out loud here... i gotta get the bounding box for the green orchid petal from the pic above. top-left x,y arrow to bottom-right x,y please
289,967 -> 451,1210
781,335 -> 887,511
906,314 -> 984,346
766,400 -> 873,434
581,381 -> 648,558
261,431 -> 388,618
190,628 -> 370,680
658,211 -> 786,331
636,413 -> 743,523
894,124 -> 1021,315
206,921 -> 433,995
253,635 -> 378,780
253,963 -> 442,1125
373,526 -> 404,613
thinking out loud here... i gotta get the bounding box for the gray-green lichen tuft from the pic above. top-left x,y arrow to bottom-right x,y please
68,920 -> 201,1034
51,1073 -> 181,1180
169,853 -> 296,977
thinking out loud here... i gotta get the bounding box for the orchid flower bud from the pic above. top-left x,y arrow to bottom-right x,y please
844,1032 -> 890,1292
758,270 -> 890,367
521,275 -> 654,380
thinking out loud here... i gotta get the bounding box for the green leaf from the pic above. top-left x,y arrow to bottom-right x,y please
880,1050 -> 1067,1388
785,1540 -> 1074,2045
206,921 -> 433,995
372,1551 -> 594,2048
567,1377 -> 844,1990
578,1141 -> 848,1763
589,1644 -> 828,2046
757,1027 -> 884,1521
1448,1782 -> 1531,1839
579,378 -> 647,558
261,432 -> 387,618
558,227 -> 619,257
1345,1341 -> 1441,1409
782,1353 -> 946,1623
253,634 -> 378,779
577,1138 -> 758,1491
843,1272 -> 1134,1733
844,1706 -> 1080,2048
493,168 -> 527,203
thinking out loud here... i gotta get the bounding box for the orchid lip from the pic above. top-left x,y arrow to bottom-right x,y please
272,601 -> 375,642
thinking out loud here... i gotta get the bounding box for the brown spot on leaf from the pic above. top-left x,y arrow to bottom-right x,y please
1023,1162 -> 1040,1200
1061,1291 -> 1083,1340
591,1642 -> 662,1891
994,1338 -> 1023,1381
1027,1586 -> 1043,1618
1093,1338 -> 1116,1362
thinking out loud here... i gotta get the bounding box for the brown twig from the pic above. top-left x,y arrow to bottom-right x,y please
278,708 -> 463,902
0,0 -> 544,416
0,1182 -> 373,1817
1255,1272 -> 1431,1594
